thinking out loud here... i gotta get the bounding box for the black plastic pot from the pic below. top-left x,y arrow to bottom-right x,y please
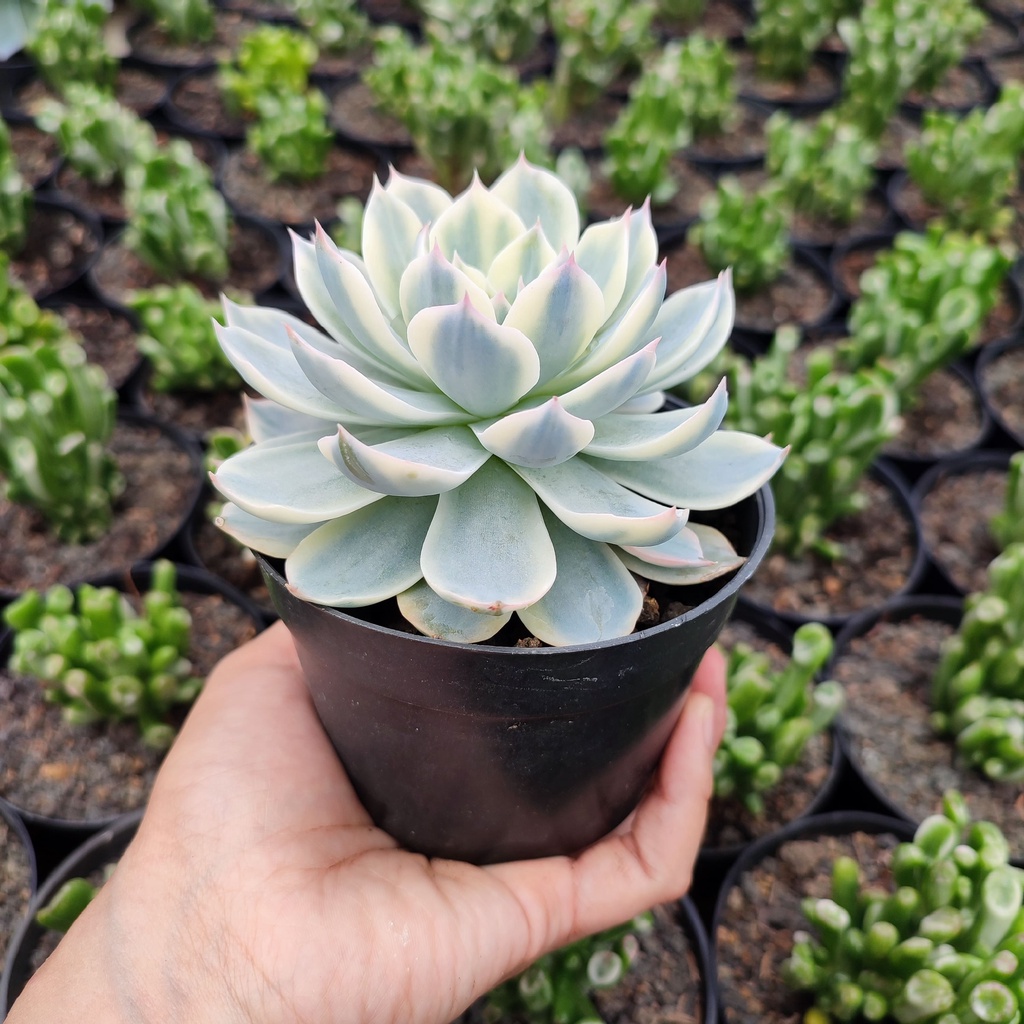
975,335 -> 1024,448
163,65 -> 248,142
258,483 -> 775,865
684,98 -> 772,175
1,810 -> 142,1018
899,60 -> 997,122
736,51 -> 842,115
0,797 -> 38,974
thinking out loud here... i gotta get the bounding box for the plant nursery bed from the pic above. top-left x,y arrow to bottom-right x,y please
52,165 -> 128,223
140,384 -> 247,439
0,815 -> 32,965
874,115 -> 923,172
328,78 -> 411,149
550,94 -> 626,154
587,157 -> 714,232
167,67 -> 249,139
8,202 -> 99,299
903,63 -> 990,112
733,51 -> 838,107
685,102 -> 769,166
128,10 -> 254,68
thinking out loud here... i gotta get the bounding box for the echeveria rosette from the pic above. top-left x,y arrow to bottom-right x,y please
211,158 -> 786,646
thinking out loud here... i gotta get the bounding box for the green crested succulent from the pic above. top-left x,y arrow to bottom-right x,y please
931,543 -> 1024,783
364,28 -> 550,192
34,83 -> 158,187
673,34 -> 737,140
288,0 -> 370,54
716,622 -> 843,815
27,0 -> 117,95
784,791 -> 1024,1024
484,914 -> 653,1024
657,0 -> 706,22
128,283 -> 238,393
35,876 -> 103,933
0,116 -> 31,254
0,341 -> 123,542
4,561 -> 201,749
330,195 -> 365,255
689,178 -> 791,294
248,89 -> 333,183
418,0 -> 548,63
842,227 -> 1013,394
131,0 -> 214,43
124,140 -> 231,282
766,112 -> 879,225
1,255 -> 67,348
906,85 -> 1024,239
749,0 -> 840,81
219,24 -> 318,118
210,158 -> 786,646
991,452 -> 1024,551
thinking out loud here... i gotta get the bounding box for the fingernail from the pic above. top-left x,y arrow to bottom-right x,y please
693,692 -> 716,752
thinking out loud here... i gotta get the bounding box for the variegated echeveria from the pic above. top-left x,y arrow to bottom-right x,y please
211,157 -> 786,646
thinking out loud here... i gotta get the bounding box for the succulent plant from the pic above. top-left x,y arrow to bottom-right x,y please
1,255 -> 67,348
4,561 -> 202,749
26,0 -> 117,95
418,0 -> 548,63
128,283 -> 238,393
931,544 -> 1024,783
689,178 -> 791,294
211,159 -> 786,646
34,83 -> 158,187
784,791 -> 1024,1024
765,112 -> 878,225
124,140 -> 231,282
0,341 -> 123,542
0,0 -> 43,60
219,24 -> 318,119
248,88 -> 333,184
991,452 -> 1024,551
484,914 -> 653,1024
330,195 -> 365,255
35,876 -> 102,933
657,0 -> 706,22
364,29 -> 551,193
673,34 -> 738,140
0,117 -> 31,255
715,622 -> 843,815
906,85 -> 1024,239
841,227 -> 1013,394
287,0 -> 370,54
749,0 -> 840,81
131,0 -> 214,43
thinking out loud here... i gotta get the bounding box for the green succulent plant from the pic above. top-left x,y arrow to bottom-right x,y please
766,112 -> 879,225
0,117 -> 31,255
0,341 -> 123,542
484,914 -> 653,1024
364,29 -> 550,192
784,791 -> 1024,1024
0,255 -> 67,348
35,877 -> 103,933
4,561 -> 201,749
657,0 -> 706,22
906,85 -> 1024,239
418,0 -> 548,63
931,543 -> 1024,783
548,0 -> 656,123
749,0 -> 840,81
716,622 -> 844,815
123,140 -> 231,282
673,34 -> 737,140
34,83 -> 158,187
248,89 -> 333,183
211,158 -> 785,646
131,0 -> 214,43
841,228 -> 1013,394
991,452 -> 1024,551
287,0 -> 370,53
330,196 -> 365,256
26,0 -> 117,95
128,283 -> 238,393
219,24 -> 318,118
689,178 -> 791,294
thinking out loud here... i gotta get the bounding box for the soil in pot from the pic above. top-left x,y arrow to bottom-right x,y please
874,115 -> 923,172
979,342 -> 1024,442
8,123 -> 59,188
7,202 -> 99,300
551,93 -> 627,154
918,465 -> 1006,595
167,68 -> 249,139
128,9 -> 254,68
734,51 -> 838,107
902,63 -> 991,113
52,302 -> 140,392
685,102 -> 770,166
986,50 -> 1024,88
0,419 -> 198,593
742,475 -> 918,622
328,78 -> 412,149
0,813 -> 33,963
140,384 -> 247,440
0,588 -> 258,822
833,612 -> 1024,851
13,66 -> 166,120
219,144 -> 378,226
715,829 -> 901,1024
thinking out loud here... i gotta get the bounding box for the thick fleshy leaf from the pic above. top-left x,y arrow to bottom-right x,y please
589,431 -> 787,510
451,252 -> 493,294
584,379 -> 728,460
619,526 -> 709,568
557,339 -> 660,420
512,457 -> 687,546
616,545 -> 745,586
398,244 -> 493,325
492,291 -> 512,323
573,213 -> 630,320
518,509 -> 644,646
473,399 -> 594,468
214,502 -> 323,558
407,297 -> 540,417
315,226 -> 430,385
288,327 -> 470,426
243,396 -> 338,444
361,179 -> 425,319
487,222 -> 557,297
212,436 -> 384,523
286,496 -> 437,606
615,392 -> 665,414
421,460 -> 556,613
383,167 -> 452,223
504,255 -> 606,386
610,199 -> 659,320
318,425 -> 490,496
690,523 -> 744,565
490,156 -> 580,252
429,174 -> 526,274
397,580 -> 511,642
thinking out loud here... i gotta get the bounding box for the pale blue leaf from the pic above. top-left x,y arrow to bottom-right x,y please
361,178 -> 425,319
487,222 -> 557,298
214,502 -> 323,558
557,339 -> 659,420
398,243 -> 493,325
397,580 -> 511,642
490,156 -> 581,252
473,398 -> 594,468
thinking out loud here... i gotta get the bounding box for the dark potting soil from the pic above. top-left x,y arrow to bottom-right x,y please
128,10 -> 253,68
168,68 -> 249,139
657,0 -> 748,38
0,420 -> 197,593
833,241 -> 881,301
359,0 -> 421,26
979,279 -> 1023,345
0,815 -> 32,966
832,614 -> 1024,852
919,466 -> 1006,595
734,51 -> 837,105
9,123 -> 59,188
141,385 -> 247,439
90,219 -> 282,305
53,164 -> 127,223
329,79 -> 412,148
219,144 -> 379,226
551,93 -> 626,154
987,51 -> 1024,88
55,303 -> 140,391
874,115 -> 923,173
904,64 -> 990,112
967,15 -> 1019,59
8,204 -> 99,299
0,590 -> 257,821
882,367 -> 983,459
715,831 -> 901,1024
685,103 -> 769,165
743,477 -> 916,621
980,344 -> 1024,441
312,44 -> 375,81
586,157 -> 714,231
190,514 -> 274,613
13,67 -> 166,120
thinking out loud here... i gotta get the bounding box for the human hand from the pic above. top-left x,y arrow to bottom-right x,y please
11,622 -> 727,1024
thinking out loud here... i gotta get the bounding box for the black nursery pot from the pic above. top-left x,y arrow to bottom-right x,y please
259,485 -> 775,865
